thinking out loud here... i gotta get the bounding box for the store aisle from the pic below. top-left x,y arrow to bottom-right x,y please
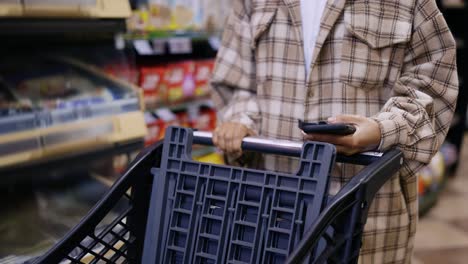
413,135 -> 468,263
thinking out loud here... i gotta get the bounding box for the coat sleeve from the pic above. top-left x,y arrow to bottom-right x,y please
372,0 -> 459,173
210,0 -> 261,133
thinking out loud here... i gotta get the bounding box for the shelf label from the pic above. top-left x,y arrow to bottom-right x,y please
151,39 -> 166,55
168,37 -> 192,54
133,40 -> 153,55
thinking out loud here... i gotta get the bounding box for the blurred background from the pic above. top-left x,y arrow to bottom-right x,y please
0,0 -> 465,263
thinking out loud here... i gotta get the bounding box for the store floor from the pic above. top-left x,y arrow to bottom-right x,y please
413,136 -> 468,263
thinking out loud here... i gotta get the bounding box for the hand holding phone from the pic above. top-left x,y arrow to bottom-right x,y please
298,119 -> 356,135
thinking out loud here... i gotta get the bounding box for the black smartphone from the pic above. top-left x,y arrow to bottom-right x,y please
298,120 -> 356,135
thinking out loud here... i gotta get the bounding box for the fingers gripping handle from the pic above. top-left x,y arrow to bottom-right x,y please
193,131 -> 303,156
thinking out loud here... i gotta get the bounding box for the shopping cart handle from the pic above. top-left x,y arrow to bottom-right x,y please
193,131 -> 383,165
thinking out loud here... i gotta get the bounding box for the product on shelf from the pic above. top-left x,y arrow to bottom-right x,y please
136,59 -> 215,108
0,57 -> 147,169
172,0 -> 196,29
139,65 -> 168,106
165,61 -> 195,102
1,60 -> 134,110
194,60 -> 214,97
194,152 -> 224,165
144,109 -> 181,146
2,0 -> 132,18
190,106 -> 216,131
417,151 -> 447,197
144,105 -> 217,146
129,0 -> 231,31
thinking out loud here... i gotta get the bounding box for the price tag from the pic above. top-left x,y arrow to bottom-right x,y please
133,40 -> 153,55
168,37 -> 192,54
151,39 -> 166,55
155,108 -> 177,122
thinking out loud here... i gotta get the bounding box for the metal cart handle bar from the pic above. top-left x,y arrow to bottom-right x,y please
193,131 -> 386,166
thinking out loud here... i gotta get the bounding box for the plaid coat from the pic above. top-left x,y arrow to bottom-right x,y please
211,0 -> 458,263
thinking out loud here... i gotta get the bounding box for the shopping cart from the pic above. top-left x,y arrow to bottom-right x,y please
34,126 -> 403,264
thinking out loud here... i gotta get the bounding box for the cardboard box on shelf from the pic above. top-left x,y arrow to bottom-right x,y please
171,0 -> 196,29
139,66 -> 168,106
5,0 -> 131,18
194,60 -> 214,97
190,107 -> 216,131
144,108 -> 181,146
132,0 -> 231,31
0,0 -> 22,16
165,61 -> 195,102
201,0 -> 230,31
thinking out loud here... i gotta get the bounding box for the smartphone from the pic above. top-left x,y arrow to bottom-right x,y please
298,120 -> 356,135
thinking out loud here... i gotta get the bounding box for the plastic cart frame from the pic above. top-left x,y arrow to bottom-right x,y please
34,127 -> 403,264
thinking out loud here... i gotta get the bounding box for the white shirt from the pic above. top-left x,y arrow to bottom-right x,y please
301,0 -> 328,77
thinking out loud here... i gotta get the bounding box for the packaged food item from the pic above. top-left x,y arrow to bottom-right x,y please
194,60 -> 214,97
165,61 -> 195,102
127,6 -> 150,31
139,65 -> 168,106
194,152 -> 224,165
175,110 -> 191,127
144,111 -> 163,146
144,108 -> 184,145
129,0 -> 231,31
171,0 -> 196,29
201,0 -> 230,31
191,107 -> 216,131
148,0 -> 172,30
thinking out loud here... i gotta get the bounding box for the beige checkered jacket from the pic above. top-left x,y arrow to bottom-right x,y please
211,0 -> 458,263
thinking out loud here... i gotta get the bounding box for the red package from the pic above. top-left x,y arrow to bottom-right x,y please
144,112 -> 164,146
191,107 -> 217,131
194,60 -> 214,97
139,66 -> 168,106
175,110 -> 191,127
165,61 -> 195,102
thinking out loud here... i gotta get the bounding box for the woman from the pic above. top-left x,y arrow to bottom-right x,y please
211,0 -> 458,262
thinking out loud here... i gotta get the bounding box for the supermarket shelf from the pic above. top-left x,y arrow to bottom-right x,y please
146,97 -> 214,112
0,138 -> 143,185
128,31 -> 220,58
0,18 -> 126,36
0,111 -> 147,183
126,30 -> 222,39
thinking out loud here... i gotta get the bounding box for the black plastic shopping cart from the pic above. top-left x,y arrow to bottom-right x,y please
34,126 -> 402,264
